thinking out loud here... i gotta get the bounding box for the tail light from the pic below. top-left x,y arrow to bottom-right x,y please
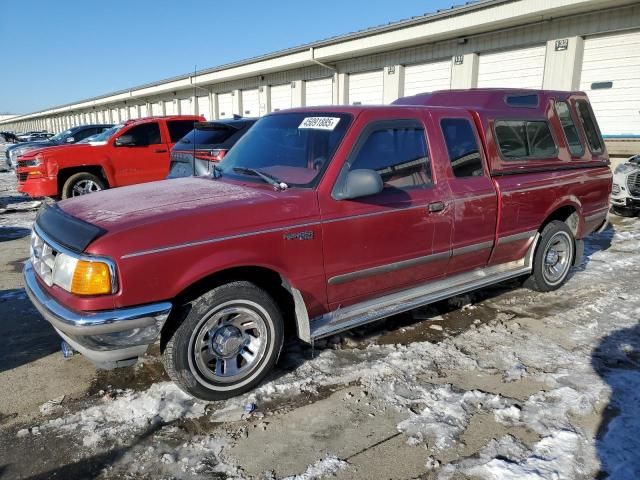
194,149 -> 227,163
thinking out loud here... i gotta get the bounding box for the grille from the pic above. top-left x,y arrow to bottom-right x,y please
627,172 -> 640,197
17,173 -> 28,182
612,183 -> 620,195
30,231 -> 58,286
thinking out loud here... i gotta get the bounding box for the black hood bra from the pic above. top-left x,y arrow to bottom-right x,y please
35,203 -> 106,252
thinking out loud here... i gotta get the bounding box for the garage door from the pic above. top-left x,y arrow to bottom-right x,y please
305,78 -> 333,107
271,84 -> 292,112
404,60 -> 451,96
218,93 -> 233,119
164,100 -> 176,116
119,107 -> 127,121
241,89 -> 259,117
151,102 -> 163,116
580,30 -> 640,136
179,98 -> 193,115
477,45 -> 545,89
128,106 -> 138,120
348,70 -> 384,105
140,104 -> 149,118
197,96 -> 210,119
110,108 -> 119,123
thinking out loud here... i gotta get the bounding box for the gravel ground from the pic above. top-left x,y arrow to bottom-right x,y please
0,170 -> 638,480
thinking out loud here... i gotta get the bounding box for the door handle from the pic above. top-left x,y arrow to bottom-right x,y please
154,148 -> 168,153
428,201 -> 446,213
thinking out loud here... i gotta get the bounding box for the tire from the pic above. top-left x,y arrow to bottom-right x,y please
524,220 -> 575,293
611,206 -> 636,218
162,281 -> 284,401
61,172 -> 106,199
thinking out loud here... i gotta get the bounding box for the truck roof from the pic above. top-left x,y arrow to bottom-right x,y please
273,89 -> 588,117
393,88 -> 586,110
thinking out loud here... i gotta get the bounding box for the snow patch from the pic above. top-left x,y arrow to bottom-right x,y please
283,455 -> 348,480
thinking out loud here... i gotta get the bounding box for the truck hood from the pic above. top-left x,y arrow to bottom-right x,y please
58,177 -> 319,256
21,143 -> 97,158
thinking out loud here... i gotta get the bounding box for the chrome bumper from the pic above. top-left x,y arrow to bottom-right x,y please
23,261 -> 172,368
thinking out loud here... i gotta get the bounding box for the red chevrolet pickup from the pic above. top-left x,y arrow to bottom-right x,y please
24,89 -> 611,400
16,115 -> 203,198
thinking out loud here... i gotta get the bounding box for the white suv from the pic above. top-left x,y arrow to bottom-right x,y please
611,154 -> 640,217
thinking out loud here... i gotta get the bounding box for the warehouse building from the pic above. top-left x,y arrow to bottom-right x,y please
2,0 -> 639,155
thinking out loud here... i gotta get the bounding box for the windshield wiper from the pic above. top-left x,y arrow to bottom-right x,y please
233,167 -> 288,191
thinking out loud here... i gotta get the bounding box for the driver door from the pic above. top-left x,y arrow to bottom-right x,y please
319,113 -> 453,308
111,121 -> 169,185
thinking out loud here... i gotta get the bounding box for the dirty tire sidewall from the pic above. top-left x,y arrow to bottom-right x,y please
61,172 -> 106,199
524,220 -> 575,293
163,281 -> 284,401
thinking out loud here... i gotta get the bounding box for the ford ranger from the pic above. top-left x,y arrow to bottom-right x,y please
24,89 -> 612,400
16,115 -> 203,198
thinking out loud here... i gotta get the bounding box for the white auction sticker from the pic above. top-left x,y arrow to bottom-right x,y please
298,117 -> 341,130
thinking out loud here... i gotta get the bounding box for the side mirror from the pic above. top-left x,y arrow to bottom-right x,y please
65,137 -> 75,143
334,169 -> 383,200
115,134 -> 135,147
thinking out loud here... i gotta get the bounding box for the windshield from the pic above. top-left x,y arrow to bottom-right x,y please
49,129 -> 73,143
220,112 -> 352,187
90,124 -> 123,143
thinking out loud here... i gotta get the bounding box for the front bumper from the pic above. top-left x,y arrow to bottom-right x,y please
23,261 -> 172,369
16,171 -> 58,197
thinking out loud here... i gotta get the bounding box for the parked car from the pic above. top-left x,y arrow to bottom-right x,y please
6,124 -> 113,170
23,89 -> 611,400
167,118 -> 256,178
16,115 -> 203,198
17,131 -> 52,142
610,153 -> 640,216
0,131 -> 19,143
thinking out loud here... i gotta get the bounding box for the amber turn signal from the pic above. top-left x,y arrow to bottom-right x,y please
70,260 -> 112,295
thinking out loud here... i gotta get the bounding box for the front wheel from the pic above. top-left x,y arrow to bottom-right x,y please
524,220 -> 575,292
162,281 -> 284,401
61,172 -> 106,199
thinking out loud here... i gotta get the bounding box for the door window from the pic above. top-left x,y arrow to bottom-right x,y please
126,122 -> 161,146
347,121 -> 431,192
440,118 -> 484,177
555,101 -> 584,157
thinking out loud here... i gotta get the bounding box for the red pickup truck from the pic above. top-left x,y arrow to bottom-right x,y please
16,115 -> 203,198
24,89 -> 611,400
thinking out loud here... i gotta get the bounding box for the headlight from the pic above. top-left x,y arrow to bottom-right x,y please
615,163 -> 638,175
52,252 -> 113,295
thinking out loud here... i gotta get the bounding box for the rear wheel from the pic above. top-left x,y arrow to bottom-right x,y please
61,172 -> 106,199
162,281 -> 284,401
524,220 -> 575,292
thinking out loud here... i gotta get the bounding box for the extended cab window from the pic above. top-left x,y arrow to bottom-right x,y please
348,121 -> 431,191
495,120 -> 557,160
555,101 -> 584,157
575,100 -> 603,154
127,122 -> 161,146
168,120 -> 197,143
440,118 -> 484,177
